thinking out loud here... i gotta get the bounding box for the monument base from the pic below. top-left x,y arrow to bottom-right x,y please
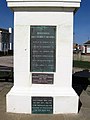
6,86 -> 79,114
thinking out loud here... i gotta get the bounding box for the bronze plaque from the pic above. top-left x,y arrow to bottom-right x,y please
32,97 -> 53,114
32,73 -> 53,84
30,26 -> 56,72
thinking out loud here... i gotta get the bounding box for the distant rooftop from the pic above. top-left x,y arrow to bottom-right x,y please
0,28 -> 9,33
84,40 -> 90,45
0,28 -> 12,34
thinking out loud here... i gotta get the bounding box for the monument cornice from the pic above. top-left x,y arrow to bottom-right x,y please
6,0 -> 81,2
6,0 -> 81,11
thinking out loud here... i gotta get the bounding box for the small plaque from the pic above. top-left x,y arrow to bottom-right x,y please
32,97 -> 53,114
32,73 -> 54,84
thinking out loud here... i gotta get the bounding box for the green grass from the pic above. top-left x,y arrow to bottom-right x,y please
73,60 -> 90,69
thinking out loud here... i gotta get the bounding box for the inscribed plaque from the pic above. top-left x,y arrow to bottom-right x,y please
32,97 -> 53,114
32,73 -> 54,84
30,26 -> 56,72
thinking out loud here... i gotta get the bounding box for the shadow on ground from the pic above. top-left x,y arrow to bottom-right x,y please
72,69 -> 90,96
72,69 -> 90,112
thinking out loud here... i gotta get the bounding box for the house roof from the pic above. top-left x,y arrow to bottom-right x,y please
0,28 -> 9,33
84,40 -> 90,45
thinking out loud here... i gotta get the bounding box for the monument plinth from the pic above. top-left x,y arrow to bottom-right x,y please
6,0 -> 81,114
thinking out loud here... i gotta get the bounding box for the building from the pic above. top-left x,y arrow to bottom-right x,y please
83,40 -> 90,54
0,28 -> 13,53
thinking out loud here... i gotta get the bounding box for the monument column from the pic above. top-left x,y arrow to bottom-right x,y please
6,0 -> 81,114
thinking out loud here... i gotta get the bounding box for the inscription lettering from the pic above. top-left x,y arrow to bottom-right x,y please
30,26 -> 56,72
32,97 -> 53,114
32,73 -> 54,84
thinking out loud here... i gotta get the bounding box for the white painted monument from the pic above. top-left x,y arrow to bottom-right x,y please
6,0 -> 81,114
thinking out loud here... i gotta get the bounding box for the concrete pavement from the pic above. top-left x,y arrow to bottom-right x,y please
0,56 -> 13,67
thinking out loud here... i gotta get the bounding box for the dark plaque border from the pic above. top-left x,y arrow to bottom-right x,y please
32,73 -> 54,84
32,97 -> 53,114
30,25 -> 56,72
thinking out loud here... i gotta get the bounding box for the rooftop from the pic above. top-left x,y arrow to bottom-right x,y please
0,28 -> 9,33
84,40 -> 90,45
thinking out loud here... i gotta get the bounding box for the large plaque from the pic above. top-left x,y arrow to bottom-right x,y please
32,73 -> 54,84
32,97 -> 53,114
30,26 -> 56,72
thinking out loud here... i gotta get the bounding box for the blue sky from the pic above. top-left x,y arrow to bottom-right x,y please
0,0 -> 13,28
0,0 -> 90,45
75,0 -> 90,44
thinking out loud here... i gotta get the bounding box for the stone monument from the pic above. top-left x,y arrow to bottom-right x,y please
6,0 -> 81,114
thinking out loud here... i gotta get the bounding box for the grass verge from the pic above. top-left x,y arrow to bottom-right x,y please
73,60 -> 90,69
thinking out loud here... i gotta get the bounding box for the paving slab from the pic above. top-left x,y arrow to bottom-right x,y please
0,56 -> 13,67
80,107 -> 90,120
